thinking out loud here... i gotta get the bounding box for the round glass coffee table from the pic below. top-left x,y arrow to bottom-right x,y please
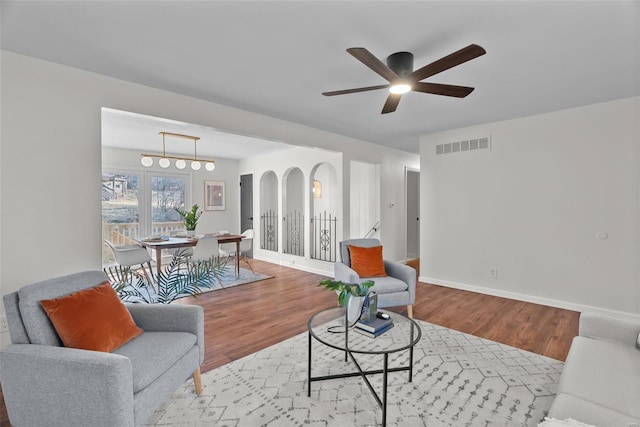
307,307 -> 422,426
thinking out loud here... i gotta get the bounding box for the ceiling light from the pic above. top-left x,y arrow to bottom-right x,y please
140,132 -> 216,172
389,83 -> 411,95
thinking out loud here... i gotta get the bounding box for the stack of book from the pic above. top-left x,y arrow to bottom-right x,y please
354,315 -> 394,338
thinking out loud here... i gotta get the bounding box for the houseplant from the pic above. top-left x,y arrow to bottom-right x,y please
318,278 -> 374,324
105,254 -> 225,304
175,204 -> 202,236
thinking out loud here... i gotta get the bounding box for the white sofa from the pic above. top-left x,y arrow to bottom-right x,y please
548,312 -> 640,426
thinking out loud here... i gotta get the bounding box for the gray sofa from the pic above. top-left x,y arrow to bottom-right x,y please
335,238 -> 416,318
548,312 -> 640,426
0,270 -> 204,427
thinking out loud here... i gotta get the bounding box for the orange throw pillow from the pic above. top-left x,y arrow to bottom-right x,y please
40,281 -> 143,352
349,245 -> 387,277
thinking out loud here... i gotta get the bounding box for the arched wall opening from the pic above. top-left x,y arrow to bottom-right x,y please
259,170 -> 278,252
310,162 -> 338,262
283,167 -> 304,257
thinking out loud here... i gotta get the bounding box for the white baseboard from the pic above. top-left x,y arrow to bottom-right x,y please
420,275 -> 640,321
253,254 -> 333,277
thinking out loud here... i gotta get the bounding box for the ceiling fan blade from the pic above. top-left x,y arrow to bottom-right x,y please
347,47 -> 398,82
381,94 -> 401,114
413,82 -> 475,98
322,84 -> 389,96
410,44 -> 486,82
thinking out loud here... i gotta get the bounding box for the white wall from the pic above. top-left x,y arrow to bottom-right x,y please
419,97 -> 640,317
0,51 -> 418,345
102,146 -> 240,234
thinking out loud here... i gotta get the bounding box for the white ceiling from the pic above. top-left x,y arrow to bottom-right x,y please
2,1 -> 639,155
101,108 -> 292,160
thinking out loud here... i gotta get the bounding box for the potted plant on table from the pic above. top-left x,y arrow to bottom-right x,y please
318,279 -> 374,324
175,204 -> 202,237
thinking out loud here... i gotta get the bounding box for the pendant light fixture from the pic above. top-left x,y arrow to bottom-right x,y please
140,132 -> 216,172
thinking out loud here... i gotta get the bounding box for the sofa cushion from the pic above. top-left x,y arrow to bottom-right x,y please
349,245 -> 387,277
40,282 -> 143,352
549,393 -> 640,427
362,276 -> 408,295
113,331 -> 196,393
556,336 -> 640,420
17,271 -> 110,346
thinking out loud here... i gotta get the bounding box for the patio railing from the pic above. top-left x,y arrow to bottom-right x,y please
102,221 -> 184,262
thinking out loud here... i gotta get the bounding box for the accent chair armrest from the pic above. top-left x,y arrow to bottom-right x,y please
579,312 -> 640,347
0,344 -> 134,427
126,304 -> 204,362
384,260 -> 417,305
334,261 -> 359,283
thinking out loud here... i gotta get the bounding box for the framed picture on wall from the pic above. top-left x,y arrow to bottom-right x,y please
204,180 -> 226,211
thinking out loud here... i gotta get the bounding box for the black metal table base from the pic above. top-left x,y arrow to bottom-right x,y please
307,332 -> 415,427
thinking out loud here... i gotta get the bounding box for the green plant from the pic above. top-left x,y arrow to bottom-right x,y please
105,254 -> 225,304
175,204 -> 202,231
318,279 -> 374,306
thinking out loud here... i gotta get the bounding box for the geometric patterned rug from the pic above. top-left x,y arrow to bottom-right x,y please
146,320 -> 564,426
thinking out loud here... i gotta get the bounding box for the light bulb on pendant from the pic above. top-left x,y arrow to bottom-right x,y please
141,157 -> 153,167
159,158 -> 170,168
205,162 -> 215,172
175,159 -> 186,170
191,161 -> 201,171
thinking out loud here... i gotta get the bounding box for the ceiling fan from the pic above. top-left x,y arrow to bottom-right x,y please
322,44 -> 486,114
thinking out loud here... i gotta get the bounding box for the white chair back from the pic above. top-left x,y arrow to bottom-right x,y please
104,240 -> 152,266
191,236 -> 220,263
239,229 -> 254,253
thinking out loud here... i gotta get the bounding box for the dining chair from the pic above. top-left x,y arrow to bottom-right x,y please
219,229 -> 254,273
104,240 -> 156,290
190,236 -> 222,285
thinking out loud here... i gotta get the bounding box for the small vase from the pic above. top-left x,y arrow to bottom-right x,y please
186,230 -> 195,238
347,295 -> 365,325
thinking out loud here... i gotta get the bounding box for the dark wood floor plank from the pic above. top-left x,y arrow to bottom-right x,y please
0,258 -> 579,425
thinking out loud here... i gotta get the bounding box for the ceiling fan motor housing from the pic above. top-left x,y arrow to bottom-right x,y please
387,52 -> 414,77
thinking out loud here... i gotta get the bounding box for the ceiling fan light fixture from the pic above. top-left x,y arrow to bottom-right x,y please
389,83 -> 412,95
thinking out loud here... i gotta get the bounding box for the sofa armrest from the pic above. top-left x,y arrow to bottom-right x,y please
0,344 -> 134,427
334,261 -> 359,283
384,260 -> 417,305
579,312 -> 640,348
127,304 -> 204,362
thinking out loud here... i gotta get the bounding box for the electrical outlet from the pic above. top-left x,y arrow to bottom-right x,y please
0,315 -> 8,333
490,269 -> 498,279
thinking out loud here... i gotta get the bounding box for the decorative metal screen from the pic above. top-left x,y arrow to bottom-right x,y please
311,211 -> 337,262
283,210 -> 304,256
260,210 -> 278,252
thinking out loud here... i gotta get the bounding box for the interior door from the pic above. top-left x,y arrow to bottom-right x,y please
240,174 -> 254,256
406,168 -> 420,260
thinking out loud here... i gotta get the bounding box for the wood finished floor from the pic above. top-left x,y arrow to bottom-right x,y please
0,258 -> 579,425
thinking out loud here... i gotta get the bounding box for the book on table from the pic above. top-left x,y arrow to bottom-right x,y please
355,316 -> 393,333
353,322 -> 394,338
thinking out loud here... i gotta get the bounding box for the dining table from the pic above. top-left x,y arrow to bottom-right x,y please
137,234 -> 244,279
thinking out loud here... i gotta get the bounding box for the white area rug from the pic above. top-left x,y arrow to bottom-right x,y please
147,320 -> 563,426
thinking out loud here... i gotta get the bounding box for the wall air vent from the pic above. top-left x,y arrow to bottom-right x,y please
436,136 -> 490,155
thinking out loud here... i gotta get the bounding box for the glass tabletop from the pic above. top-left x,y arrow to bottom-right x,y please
308,307 -> 421,355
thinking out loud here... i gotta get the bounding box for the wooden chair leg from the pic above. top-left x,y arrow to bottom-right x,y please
240,254 -> 254,274
140,263 -> 156,292
192,367 -> 202,395
407,305 -> 414,319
